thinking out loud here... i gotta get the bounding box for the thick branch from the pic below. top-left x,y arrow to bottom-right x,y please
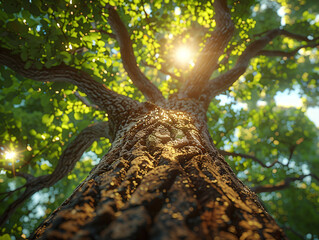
0,122 -> 109,227
106,5 -> 165,104
205,29 -> 319,100
51,122 -> 110,182
251,174 -> 319,193
181,0 -> 234,98
0,47 -> 139,116
219,149 -> 278,168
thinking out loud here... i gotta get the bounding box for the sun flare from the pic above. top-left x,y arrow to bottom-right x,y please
175,46 -> 192,64
5,151 -> 16,160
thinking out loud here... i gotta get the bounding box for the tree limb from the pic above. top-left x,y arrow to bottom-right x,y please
0,122 -> 109,227
0,47 -> 139,117
106,5 -> 165,104
181,0 -> 234,98
0,164 -> 35,181
251,173 -> 319,193
253,29 -> 319,42
275,29 -> 319,42
74,91 -> 99,109
90,28 -> 116,39
205,29 -> 319,101
0,184 -> 26,200
218,149 -> 278,168
257,42 -> 319,57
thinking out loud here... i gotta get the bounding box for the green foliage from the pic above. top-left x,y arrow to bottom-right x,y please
0,0 -> 318,239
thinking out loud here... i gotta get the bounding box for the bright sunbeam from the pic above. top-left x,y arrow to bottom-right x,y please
5,151 -> 16,160
175,46 -> 192,65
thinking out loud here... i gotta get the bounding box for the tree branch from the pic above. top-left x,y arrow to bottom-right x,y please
253,29 -> 319,42
90,28 -> 116,39
74,91 -> 99,109
251,173 -> 319,193
257,42 -> 319,57
0,47 -> 139,117
205,29 -> 319,101
281,225 -> 305,240
0,122 -> 109,227
0,164 -> 35,181
218,149 -> 278,168
106,5 -> 165,104
0,184 -> 26,201
276,29 -> 319,42
181,0 -> 234,98
285,145 -> 296,167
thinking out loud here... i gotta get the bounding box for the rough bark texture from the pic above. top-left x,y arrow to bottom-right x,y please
31,99 -> 286,240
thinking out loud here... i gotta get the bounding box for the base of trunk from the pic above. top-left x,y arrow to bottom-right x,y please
32,106 -> 286,240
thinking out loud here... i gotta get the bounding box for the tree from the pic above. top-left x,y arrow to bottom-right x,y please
0,0 -> 318,239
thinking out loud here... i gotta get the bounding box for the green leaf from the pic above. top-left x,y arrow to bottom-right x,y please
0,233 -> 12,240
30,129 -> 37,136
97,40 -> 105,47
60,51 -> 72,64
74,112 -> 82,120
42,114 -> 54,125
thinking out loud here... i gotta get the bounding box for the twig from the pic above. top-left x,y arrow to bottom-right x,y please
218,149 -> 278,168
251,174 -> 319,193
282,225 -> 305,240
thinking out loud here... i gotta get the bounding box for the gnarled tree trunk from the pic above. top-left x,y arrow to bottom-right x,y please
1,1 -> 298,238
31,99 -> 286,240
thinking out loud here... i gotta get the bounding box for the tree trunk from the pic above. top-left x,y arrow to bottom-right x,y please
31,100 -> 286,240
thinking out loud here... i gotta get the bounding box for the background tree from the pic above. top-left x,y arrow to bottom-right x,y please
0,0 -> 318,239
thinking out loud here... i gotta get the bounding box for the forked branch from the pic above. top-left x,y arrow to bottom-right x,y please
0,122 -> 109,227
181,0 -> 234,98
205,29 -> 319,102
0,47 -> 139,116
106,5 -> 165,104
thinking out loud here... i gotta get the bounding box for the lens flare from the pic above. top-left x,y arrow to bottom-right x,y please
175,46 -> 192,65
5,151 -> 16,160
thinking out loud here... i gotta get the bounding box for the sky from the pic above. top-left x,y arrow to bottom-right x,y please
217,89 -> 319,128
275,89 -> 319,127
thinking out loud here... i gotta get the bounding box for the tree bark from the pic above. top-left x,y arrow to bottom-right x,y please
31,99 -> 286,240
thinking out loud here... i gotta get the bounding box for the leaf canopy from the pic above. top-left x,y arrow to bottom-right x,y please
0,0 -> 318,239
